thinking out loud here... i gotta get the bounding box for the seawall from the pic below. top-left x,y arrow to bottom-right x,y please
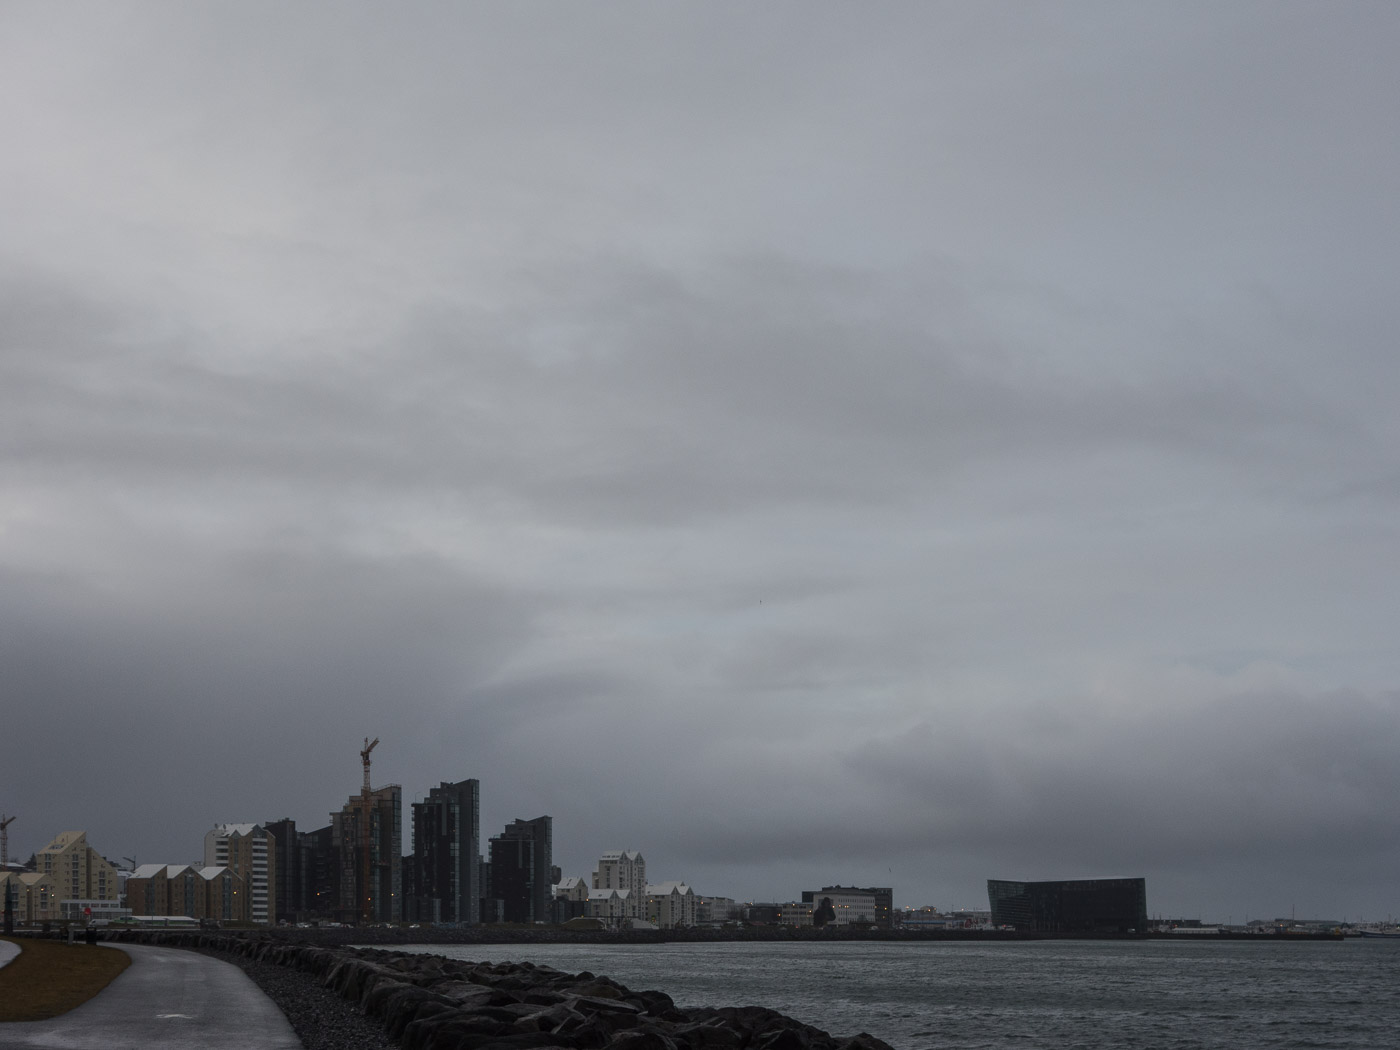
104,931 -> 896,1050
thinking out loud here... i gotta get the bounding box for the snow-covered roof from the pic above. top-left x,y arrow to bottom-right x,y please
646,881 -> 692,896
210,823 -> 261,837
130,863 -> 198,879
588,888 -> 632,901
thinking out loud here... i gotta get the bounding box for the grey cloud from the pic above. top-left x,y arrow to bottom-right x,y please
3,3 -> 1399,919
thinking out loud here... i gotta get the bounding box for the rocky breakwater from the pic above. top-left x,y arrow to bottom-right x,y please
108,933 -> 896,1050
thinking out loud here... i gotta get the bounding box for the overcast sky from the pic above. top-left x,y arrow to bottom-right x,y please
3,2 -> 1398,922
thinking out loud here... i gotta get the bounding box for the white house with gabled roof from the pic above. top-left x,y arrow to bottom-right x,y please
645,881 -> 696,929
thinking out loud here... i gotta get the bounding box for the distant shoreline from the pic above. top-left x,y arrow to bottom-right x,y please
231,924 -> 1347,947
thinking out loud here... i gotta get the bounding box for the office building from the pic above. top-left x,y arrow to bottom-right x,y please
987,877 -> 1148,933
801,885 -> 892,928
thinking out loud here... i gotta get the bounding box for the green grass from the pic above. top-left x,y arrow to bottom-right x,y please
0,936 -> 132,1022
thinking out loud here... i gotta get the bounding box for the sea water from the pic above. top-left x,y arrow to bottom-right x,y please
401,938 -> 1400,1050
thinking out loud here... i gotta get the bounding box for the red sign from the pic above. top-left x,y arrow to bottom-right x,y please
84,907 -> 92,916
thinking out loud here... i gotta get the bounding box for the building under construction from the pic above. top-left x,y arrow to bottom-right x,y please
331,784 -> 401,923
328,738 -> 402,924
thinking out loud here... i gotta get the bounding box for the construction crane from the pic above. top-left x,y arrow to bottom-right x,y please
0,814 -> 13,868
359,738 -> 379,924
360,737 -> 379,794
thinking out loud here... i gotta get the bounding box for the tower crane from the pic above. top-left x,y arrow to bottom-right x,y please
360,737 -> 379,794
0,814 -> 13,868
359,738 -> 379,924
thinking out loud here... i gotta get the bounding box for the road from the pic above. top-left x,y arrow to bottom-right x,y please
0,943 -> 301,1049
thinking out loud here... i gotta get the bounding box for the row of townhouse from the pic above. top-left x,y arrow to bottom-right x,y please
553,850 -> 701,929
124,863 -> 251,923
131,823 -> 278,924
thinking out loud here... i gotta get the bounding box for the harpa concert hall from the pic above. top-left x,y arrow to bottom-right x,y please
987,877 -> 1148,933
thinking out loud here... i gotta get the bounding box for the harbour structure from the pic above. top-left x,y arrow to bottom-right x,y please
987,876 -> 1148,933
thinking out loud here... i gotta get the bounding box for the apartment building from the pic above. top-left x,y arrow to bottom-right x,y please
35,831 -> 119,910
0,871 -> 57,923
487,816 -> 552,924
592,850 -> 645,895
125,863 -> 249,923
406,779 -> 481,925
645,881 -> 697,929
204,823 -> 276,924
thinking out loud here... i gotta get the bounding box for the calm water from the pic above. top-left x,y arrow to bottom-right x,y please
400,938 -> 1400,1050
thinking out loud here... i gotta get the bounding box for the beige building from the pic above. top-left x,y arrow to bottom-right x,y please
645,881 -> 697,929
0,871 -> 58,923
36,831 -> 119,910
587,887 -> 637,925
204,824 -> 275,924
592,850 -> 646,895
125,863 -> 249,923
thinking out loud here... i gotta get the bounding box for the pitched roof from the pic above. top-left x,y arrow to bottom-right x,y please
646,881 -> 692,895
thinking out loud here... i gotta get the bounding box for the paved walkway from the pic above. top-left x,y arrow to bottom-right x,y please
0,941 -> 17,971
0,943 -> 301,1049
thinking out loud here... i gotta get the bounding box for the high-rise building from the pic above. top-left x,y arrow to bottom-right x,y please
592,850 -> 645,895
406,779 -> 480,925
487,816 -> 552,924
264,818 -> 301,925
332,785 -> 401,923
204,824 -> 276,925
298,824 -> 338,921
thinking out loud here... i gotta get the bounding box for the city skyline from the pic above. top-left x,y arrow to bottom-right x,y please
3,2 -> 1398,922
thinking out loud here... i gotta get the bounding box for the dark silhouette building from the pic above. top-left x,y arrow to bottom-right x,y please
405,779 -> 481,925
264,818 -> 301,925
987,877 -> 1147,933
298,824 -> 338,921
487,816 -> 552,924
332,784 -> 402,923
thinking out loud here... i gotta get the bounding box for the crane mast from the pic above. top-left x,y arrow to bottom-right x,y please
361,737 -> 379,794
359,738 -> 379,924
0,814 -> 13,868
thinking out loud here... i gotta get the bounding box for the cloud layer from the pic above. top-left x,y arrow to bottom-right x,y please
2,2 -> 1398,919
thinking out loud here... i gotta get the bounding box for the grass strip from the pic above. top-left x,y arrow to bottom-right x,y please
0,936 -> 132,1022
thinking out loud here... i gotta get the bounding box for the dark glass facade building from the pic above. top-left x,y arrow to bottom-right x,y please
264,818 -> 300,925
987,877 -> 1147,933
487,816 -> 552,924
405,778 -> 481,925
